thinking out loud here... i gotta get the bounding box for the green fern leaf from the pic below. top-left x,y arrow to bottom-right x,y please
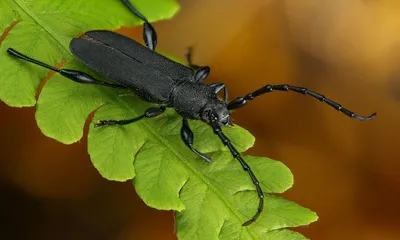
0,1 -> 318,239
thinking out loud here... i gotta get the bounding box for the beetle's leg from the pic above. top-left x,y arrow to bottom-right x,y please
194,67 -> 211,82
120,0 -> 157,50
7,48 -> 127,89
186,47 -> 201,69
210,119 -> 264,226
94,106 -> 165,128
228,84 -> 376,121
181,118 -> 212,163
186,47 -> 211,82
210,83 -> 228,103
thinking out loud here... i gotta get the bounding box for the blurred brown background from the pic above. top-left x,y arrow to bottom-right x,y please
1,0 -> 399,239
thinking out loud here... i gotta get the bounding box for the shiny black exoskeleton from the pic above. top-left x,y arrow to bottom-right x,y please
6,0 -> 376,226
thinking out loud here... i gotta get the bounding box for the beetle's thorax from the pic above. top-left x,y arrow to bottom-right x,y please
170,81 -> 217,120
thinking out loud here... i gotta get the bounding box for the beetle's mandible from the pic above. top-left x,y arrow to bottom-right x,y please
6,0 -> 376,226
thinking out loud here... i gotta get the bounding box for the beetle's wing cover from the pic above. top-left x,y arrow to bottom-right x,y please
70,36 -> 176,104
79,30 -> 194,80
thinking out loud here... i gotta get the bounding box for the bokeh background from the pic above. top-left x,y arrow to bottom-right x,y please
1,0 -> 400,239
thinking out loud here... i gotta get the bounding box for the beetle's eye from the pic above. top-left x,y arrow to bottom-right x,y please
210,113 -> 218,121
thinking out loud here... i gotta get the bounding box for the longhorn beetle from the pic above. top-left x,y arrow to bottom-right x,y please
6,0 -> 376,226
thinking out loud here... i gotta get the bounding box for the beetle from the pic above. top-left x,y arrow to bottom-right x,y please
6,0 -> 376,226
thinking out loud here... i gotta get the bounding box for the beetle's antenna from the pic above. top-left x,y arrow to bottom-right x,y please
7,48 -> 60,72
210,118 -> 264,226
228,84 -> 376,121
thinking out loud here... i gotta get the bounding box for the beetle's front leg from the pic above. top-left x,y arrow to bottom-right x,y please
181,118 -> 212,163
210,83 -> 228,103
120,0 -> 157,50
95,106 -> 165,127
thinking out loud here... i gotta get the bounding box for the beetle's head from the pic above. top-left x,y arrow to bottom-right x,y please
201,100 -> 232,126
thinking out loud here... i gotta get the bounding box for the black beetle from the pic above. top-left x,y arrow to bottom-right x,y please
6,0 -> 376,226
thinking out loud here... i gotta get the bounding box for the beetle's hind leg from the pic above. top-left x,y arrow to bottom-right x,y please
120,0 -> 157,51
94,106 -> 165,128
7,48 -> 127,89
